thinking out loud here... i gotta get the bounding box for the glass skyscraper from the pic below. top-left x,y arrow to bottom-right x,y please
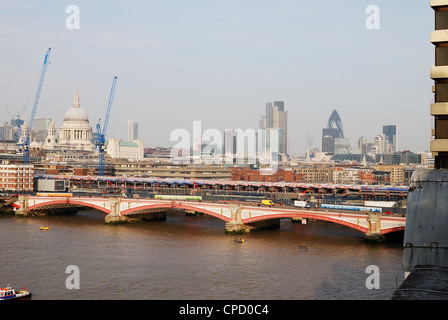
322,110 -> 344,154
260,100 -> 288,157
127,120 -> 138,142
382,125 -> 397,153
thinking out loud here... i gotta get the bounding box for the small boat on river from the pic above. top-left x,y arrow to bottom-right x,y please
0,286 -> 32,300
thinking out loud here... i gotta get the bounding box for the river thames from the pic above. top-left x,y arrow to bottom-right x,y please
1,209 -> 404,300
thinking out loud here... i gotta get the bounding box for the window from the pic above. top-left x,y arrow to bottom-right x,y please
436,46 -> 448,66
436,10 -> 448,30
435,115 -> 448,139
436,82 -> 448,102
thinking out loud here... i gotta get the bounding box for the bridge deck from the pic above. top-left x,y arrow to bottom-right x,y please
13,196 -> 406,235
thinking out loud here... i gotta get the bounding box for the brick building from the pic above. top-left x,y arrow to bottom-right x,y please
0,164 -> 34,191
231,167 -> 304,182
373,165 -> 405,185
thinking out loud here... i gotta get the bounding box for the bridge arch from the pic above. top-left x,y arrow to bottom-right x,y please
28,199 -> 110,215
121,203 -> 231,223
380,226 -> 405,235
243,212 -> 370,234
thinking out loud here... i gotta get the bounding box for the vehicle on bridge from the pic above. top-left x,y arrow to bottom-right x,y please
154,194 -> 202,201
261,200 -> 273,206
294,200 -> 310,209
36,193 -> 73,197
320,203 -> 382,213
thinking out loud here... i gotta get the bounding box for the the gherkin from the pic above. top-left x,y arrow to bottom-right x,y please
327,109 -> 344,138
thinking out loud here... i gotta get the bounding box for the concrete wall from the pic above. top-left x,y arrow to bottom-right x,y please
403,169 -> 448,272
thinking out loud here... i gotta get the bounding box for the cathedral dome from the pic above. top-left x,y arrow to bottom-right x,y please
64,106 -> 89,122
58,88 -> 94,151
63,88 -> 89,123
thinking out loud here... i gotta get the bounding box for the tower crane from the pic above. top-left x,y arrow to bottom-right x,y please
17,47 -> 52,164
96,76 -> 117,176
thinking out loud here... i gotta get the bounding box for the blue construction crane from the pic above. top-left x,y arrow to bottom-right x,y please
96,76 -> 117,176
18,47 -> 52,164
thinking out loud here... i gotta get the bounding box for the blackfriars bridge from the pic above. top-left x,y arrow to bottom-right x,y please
12,195 -> 406,242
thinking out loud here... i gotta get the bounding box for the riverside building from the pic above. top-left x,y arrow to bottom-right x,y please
0,164 -> 34,191
431,1 -> 448,168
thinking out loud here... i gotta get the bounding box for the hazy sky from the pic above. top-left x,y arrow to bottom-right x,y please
0,1 -> 434,156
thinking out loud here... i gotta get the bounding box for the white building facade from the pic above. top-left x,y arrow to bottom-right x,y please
106,139 -> 144,161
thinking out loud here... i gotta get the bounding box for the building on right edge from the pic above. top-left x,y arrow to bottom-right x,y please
431,1 -> 448,169
392,1 -> 448,299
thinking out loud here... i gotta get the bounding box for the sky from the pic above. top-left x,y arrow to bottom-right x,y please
0,0 -> 434,156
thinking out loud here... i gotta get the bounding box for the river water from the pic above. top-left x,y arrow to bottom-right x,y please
0,209 -> 404,300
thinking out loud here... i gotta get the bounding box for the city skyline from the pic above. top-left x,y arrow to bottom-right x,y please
0,1 -> 433,156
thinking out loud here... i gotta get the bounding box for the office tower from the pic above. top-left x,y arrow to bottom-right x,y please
274,101 -> 284,111
327,110 -> 344,138
0,122 -> 14,141
224,129 -> 237,155
322,110 -> 344,154
373,134 -> 393,154
334,138 -> 351,155
383,125 -> 397,153
127,120 -> 138,141
33,117 -> 52,143
322,135 -> 335,154
322,128 -> 339,154
265,101 -> 272,130
10,118 -> 24,142
431,2 -> 448,168
270,103 -> 288,155
259,115 -> 266,129
257,127 -> 280,160
259,100 -> 288,156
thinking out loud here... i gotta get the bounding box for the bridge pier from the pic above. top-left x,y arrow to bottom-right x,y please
225,203 -> 254,234
15,195 -> 29,216
365,212 -> 385,243
105,197 -> 130,225
224,204 -> 280,234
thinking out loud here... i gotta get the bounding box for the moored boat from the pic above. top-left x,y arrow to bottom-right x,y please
0,286 -> 32,300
